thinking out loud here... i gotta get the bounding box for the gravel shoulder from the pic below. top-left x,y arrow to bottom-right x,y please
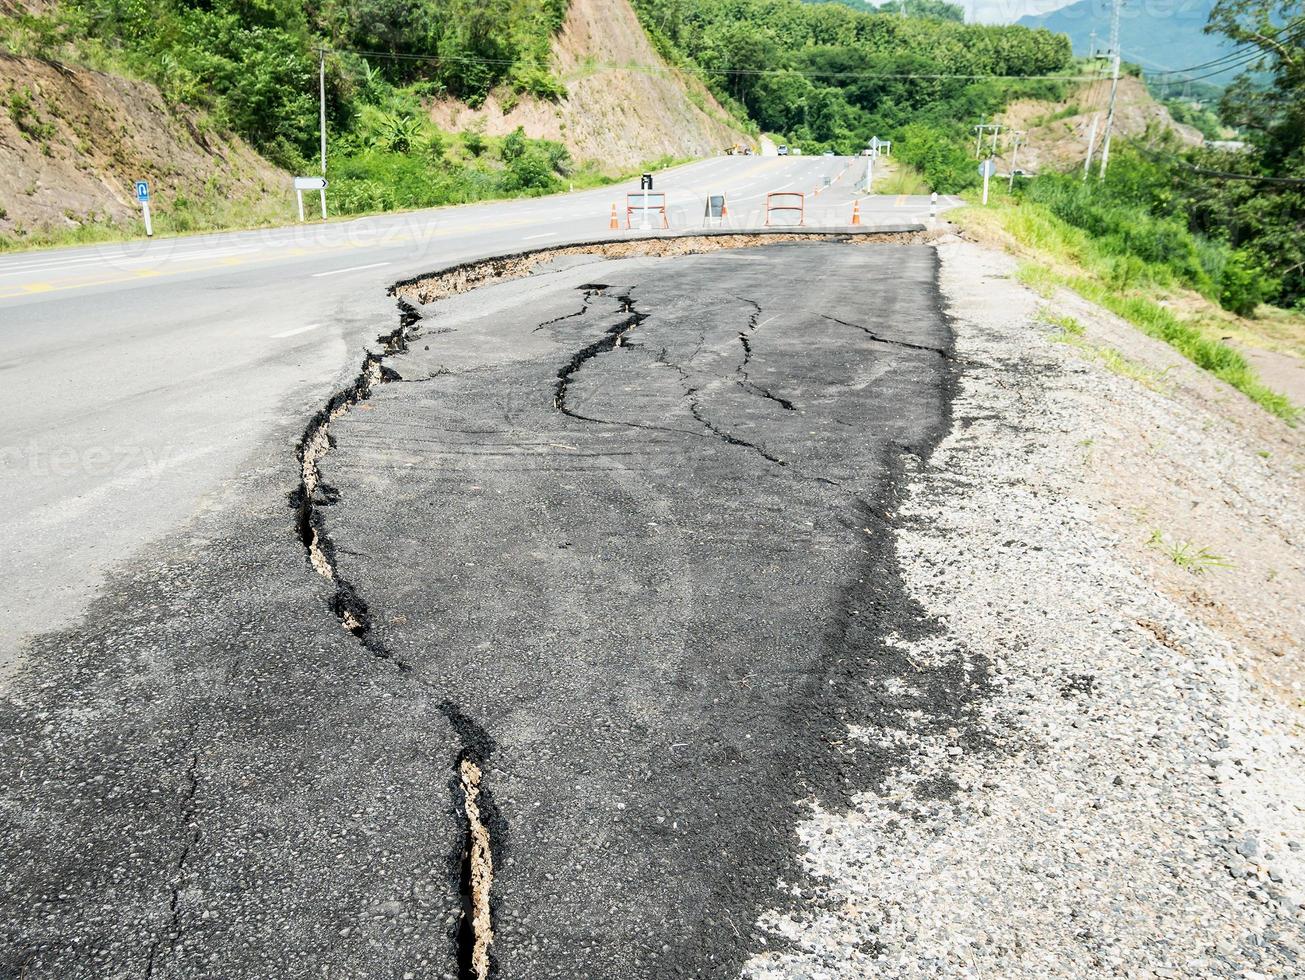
743,236 -> 1305,978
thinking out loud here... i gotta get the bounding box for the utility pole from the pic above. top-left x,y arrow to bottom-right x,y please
1083,113 -> 1101,178
973,122 -> 1002,158
318,47 -> 328,219
1008,131 -> 1025,190
1098,0 -> 1123,179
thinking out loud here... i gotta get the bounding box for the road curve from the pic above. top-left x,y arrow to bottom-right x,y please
0,155 -> 947,672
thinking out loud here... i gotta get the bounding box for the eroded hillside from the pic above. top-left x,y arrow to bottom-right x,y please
0,52 -> 288,236
428,0 -> 752,169
997,76 -> 1203,175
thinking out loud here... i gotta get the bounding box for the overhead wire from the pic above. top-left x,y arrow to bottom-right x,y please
323,44 -> 1104,82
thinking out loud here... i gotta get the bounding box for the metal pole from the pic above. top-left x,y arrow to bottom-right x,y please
989,123 -> 1001,158
1098,0 -> 1123,179
297,189 -> 305,223
319,49 -> 327,176
974,123 -> 984,158
1083,113 -> 1100,179
982,165 -> 991,206
1008,132 -> 1022,190
142,200 -> 153,237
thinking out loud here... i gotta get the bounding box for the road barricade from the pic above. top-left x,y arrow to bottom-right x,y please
703,194 -> 727,226
765,192 -> 805,227
626,192 -> 668,229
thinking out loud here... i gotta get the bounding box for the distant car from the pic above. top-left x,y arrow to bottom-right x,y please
777,145 -> 789,156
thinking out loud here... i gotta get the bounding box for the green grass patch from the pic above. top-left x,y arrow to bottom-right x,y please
1147,530 -> 1233,574
956,197 -> 1299,425
876,162 -> 930,196
1039,308 -> 1173,393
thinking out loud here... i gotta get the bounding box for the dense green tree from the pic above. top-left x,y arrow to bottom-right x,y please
1193,0 -> 1305,305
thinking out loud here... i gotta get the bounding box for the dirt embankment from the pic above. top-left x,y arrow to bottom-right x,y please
427,0 -> 752,170
996,75 -> 1203,175
0,52 -> 286,234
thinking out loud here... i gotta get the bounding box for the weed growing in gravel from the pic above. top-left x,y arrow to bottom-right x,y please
1040,308 -> 1173,394
1147,530 -> 1234,574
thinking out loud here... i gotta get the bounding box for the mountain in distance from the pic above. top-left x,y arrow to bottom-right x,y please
1018,0 -> 1240,84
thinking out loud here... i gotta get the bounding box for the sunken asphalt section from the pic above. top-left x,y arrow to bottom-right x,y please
0,239 -> 972,978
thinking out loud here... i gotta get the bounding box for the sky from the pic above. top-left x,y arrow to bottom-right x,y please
966,0 -> 1078,23
868,0 -> 1083,25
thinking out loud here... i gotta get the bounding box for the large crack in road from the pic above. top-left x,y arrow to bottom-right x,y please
307,241 -> 983,977
0,240 -> 985,979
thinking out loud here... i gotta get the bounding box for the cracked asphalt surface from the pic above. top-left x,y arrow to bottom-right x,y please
0,241 -> 981,978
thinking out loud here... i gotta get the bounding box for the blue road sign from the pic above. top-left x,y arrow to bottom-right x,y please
978,159 -> 997,178
135,180 -> 150,203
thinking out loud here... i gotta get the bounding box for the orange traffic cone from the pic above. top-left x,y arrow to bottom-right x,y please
609,203 -> 619,229
851,200 -> 861,226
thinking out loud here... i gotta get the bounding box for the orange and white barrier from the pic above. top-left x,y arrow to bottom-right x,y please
626,192 -> 668,229
765,191 -> 805,227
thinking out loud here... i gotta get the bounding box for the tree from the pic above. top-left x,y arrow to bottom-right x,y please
1200,0 -> 1305,304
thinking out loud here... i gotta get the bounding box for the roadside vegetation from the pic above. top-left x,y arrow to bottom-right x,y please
629,0 -> 1073,186
0,0 -> 613,234
957,180 -> 1300,423
949,0 -> 1304,424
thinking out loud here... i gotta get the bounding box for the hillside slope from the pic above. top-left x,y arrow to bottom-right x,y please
428,0 -> 752,169
1018,0 -> 1237,81
996,75 -> 1203,174
0,53 -> 288,237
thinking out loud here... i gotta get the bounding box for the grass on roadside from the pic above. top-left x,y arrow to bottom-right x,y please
955,197 -> 1300,424
875,160 -> 931,196
1039,309 -> 1174,393
1147,529 -> 1234,574
0,146 -> 685,256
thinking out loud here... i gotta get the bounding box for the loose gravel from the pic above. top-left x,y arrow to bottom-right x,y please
743,237 -> 1305,978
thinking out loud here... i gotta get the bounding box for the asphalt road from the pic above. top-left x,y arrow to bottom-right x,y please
0,238 -> 980,978
0,154 -> 952,674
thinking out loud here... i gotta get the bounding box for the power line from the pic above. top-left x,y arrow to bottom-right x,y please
1135,146 -> 1305,186
326,44 -> 1102,82
1177,160 -> 1305,185
1143,19 -> 1305,79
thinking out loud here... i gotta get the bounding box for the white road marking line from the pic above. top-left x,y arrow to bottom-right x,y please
270,322 -> 324,339
0,246 -> 258,278
523,232 -> 557,240
310,261 -> 390,278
